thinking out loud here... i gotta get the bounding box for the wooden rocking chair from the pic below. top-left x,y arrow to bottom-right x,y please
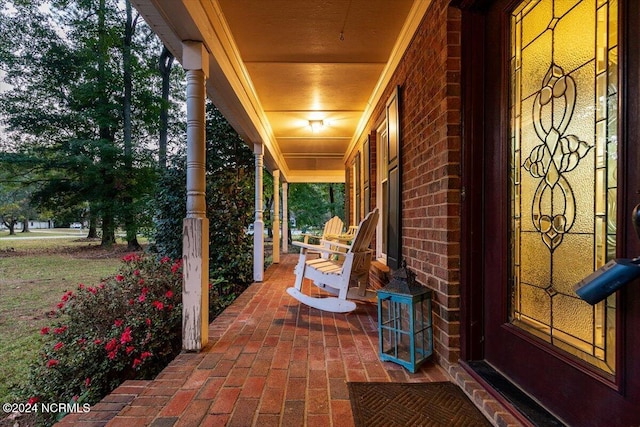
287,209 -> 379,313
299,215 -> 344,258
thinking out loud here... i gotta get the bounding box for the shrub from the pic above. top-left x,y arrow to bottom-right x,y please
153,164 -> 186,260
26,254 -> 184,425
207,171 -> 254,287
153,103 -> 255,287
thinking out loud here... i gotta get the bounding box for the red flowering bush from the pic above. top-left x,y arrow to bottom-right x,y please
27,254 -> 183,425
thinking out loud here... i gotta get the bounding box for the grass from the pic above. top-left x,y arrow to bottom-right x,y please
0,229 -> 85,238
0,232 -> 140,404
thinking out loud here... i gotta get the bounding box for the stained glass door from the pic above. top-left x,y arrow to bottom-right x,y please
474,0 -> 640,424
509,0 -> 617,375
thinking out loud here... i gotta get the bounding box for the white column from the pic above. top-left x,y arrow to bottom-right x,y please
181,41 -> 209,352
272,170 -> 280,264
253,143 -> 265,281
282,181 -> 288,253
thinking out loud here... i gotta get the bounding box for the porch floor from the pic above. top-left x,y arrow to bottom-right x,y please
56,254 -> 520,427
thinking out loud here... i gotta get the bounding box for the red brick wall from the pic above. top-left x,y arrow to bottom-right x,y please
355,1 -> 462,367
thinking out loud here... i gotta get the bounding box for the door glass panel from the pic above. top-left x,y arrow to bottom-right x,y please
509,0 -> 617,374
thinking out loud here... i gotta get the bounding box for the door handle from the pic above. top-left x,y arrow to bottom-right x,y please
632,203 -> 640,241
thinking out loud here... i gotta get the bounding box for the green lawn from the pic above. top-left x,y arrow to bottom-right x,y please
0,229 -> 85,237
0,234 -> 136,404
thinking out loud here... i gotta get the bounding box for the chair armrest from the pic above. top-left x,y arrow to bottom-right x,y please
319,239 -> 352,250
292,241 -> 350,256
292,241 -> 321,250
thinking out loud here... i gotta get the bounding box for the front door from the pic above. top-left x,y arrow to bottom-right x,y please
467,0 -> 640,425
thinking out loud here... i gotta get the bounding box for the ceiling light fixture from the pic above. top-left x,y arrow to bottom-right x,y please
309,119 -> 324,132
339,0 -> 353,41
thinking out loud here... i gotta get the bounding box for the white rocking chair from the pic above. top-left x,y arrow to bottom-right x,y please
299,215 -> 344,258
287,209 -> 379,313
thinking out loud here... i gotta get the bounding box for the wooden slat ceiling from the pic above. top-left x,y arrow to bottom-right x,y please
131,0 -> 418,182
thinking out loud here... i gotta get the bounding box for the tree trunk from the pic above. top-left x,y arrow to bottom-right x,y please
21,219 -> 30,233
96,0 -> 116,248
121,0 -> 140,250
265,196 -> 273,238
123,0 -> 133,160
4,220 -> 16,235
99,159 -> 117,247
126,226 -> 141,250
329,184 -> 336,217
159,45 -> 174,170
101,212 -> 116,246
87,213 -> 98,239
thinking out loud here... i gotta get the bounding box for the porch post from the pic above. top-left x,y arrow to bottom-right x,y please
272,170 -> 280,263
282,181 -> 288,253
181,41 -> 209,352
253,143 -> 265,281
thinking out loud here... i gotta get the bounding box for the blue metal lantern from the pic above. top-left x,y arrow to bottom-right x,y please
377,263 -> 433,373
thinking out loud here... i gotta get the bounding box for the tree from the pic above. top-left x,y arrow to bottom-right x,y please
0,157 -> 49,234
288,183 -> 345,230
205,103 -> 255,285
0,195 -> 24,235
0,176 -> 35,235
122,0 -> 139,249
158,45 -> 175,170
263,171 -> 273,238
0,0 -> 163,246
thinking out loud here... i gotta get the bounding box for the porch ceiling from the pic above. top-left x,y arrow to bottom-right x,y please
130,0 -> 428,183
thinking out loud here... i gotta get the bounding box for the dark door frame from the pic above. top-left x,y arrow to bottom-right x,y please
458,0 -> 490,362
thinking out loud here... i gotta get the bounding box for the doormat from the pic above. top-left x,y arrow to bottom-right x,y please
348,381 -> 492,427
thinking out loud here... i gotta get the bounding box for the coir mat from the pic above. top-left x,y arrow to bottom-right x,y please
348,381 -> 493,427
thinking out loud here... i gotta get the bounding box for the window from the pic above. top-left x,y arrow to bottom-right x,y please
386,86 -> 401,270
376,121 -> 389,264
354,152 -> 361,222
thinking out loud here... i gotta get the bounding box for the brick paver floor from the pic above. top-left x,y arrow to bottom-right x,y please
56,254 -> 501,427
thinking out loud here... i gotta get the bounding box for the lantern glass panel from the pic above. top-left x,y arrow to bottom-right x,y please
378,288 -> 433,373
413,296 -> 433,363
380,299 -> 412,359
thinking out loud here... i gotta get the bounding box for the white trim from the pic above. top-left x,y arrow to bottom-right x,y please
376,121 -> 388,264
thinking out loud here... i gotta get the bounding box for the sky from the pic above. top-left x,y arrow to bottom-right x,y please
0,70 -> 8,93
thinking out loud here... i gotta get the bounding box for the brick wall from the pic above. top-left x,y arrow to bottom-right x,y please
355,1 -> 462,367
